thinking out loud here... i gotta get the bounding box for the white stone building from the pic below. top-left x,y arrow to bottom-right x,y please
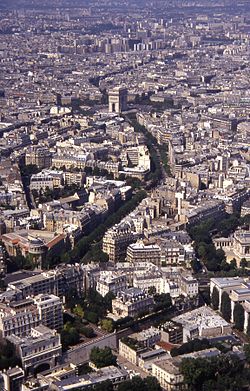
8,325 -> 62,375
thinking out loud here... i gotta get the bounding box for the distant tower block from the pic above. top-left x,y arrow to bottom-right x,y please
108,87 -> 128,113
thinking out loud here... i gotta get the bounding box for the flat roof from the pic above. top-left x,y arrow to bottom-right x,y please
173,306 -> 230,330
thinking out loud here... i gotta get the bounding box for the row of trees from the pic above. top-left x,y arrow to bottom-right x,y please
127,116 -> 164,187
44,189 -> 147,268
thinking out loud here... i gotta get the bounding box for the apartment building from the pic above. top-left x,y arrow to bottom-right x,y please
126,145 -> 151,171
119,330 -> 170,375
112,288 -> 154,319
96,271 -> 127,297
44,209 -> 91,233
0,300 -> 41,338
30,170 -> 63,191
179,275 -> 198,298
103,224 -> 136,263
7,264 -> 84,299
133,268 -> 163,294
159,321 -> 183,344
52,155 -> 89,170
64,171 -> 86,187
126,241 -> 161,266
30,173 -> 54,191
231,229 -> 250,263
161,240 -> 185,265
152,358 -> 184,391
27,365 -> 129,391
25,147 -> 52,169
185,200 -> 226,226
33,294 -> 63,331
152,349 -> 221,391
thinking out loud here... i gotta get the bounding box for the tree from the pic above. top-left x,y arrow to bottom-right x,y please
198,243 -> 208,260
129,377 -> 145,391
148,286 -> 156,296
20,163 -> 39,176
82,326 -> 95,338
0,339 -> 20,370
90,347 -> 116,368
73,304 -> 84,318
93,380 -> 113,391
117,377 -> 161,391
190,259 -> 202,273
240,258 -> 248,269
180,358 -> 208,390
93,166 -> 101,176
154,293 -> 172,305
233,303 -> 244,331
230,258 -> 237,270
221,291 -> 231,322
221,259 -> 231,272
64,288 -> 82,310
144,377 -> 162,391
104,292 -> 115,312
211,286 -> 219,310
247,316 -> 250,336
117,380 -> 133,391
180,355 -> 245,391
100,319 -> 114,333
85,311 -> 99,324
119,377 -> 144,391
244,344 -> 250,364
60,324 -> 80,351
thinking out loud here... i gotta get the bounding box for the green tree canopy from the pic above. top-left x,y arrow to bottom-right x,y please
60,323 -> 80,351
211,286 -> 219,310
221,291 -> 231,322
244,344 -> 250,364
90,347 -> 116,368
0,339 -> 20,370
180,354 -> 245,391
233,302 -> 244,331
100,319 -> 114,333
117,377 -> 161,391
247,316 -> 250,337
240,258 -> 248,269
92,380 -> 113,391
